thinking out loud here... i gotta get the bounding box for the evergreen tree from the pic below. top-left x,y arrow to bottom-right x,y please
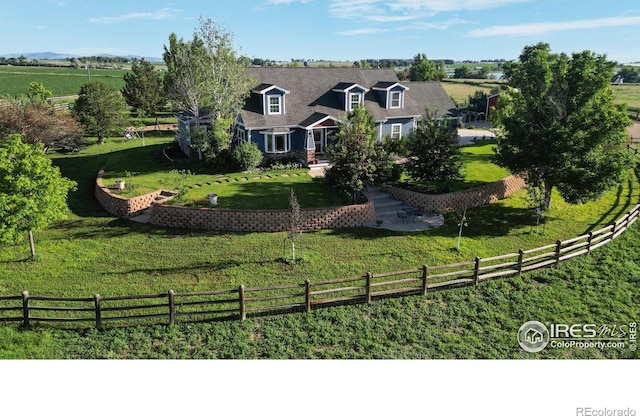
122,59 -> 166,121
405,111 -> 462,187
325,106 -> 392,202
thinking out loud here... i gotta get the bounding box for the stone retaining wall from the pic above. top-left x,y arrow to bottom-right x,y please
148,200 -> 376,232
95,169 -> 163,217
95,169 -> 376,231
382,175 -> 526,214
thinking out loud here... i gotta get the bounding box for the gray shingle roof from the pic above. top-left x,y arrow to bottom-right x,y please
239,67 -> 457,129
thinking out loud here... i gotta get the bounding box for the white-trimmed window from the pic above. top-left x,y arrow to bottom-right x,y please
391,124 -> 402,140
390,91 -> 401,108
265,133 -> 290,153
349,93 -> 362,110
236,128 -> 246,142
268,95 -> 282,114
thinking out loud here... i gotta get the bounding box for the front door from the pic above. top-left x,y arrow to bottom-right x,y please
314,129 -> 324,154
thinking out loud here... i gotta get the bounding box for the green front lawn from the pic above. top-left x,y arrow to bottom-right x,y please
460,140 -> 510,186
0,135 -> 635,300
98,139 -> 508,209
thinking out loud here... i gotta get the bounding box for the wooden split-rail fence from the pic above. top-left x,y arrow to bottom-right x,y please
1,204 -> 639,330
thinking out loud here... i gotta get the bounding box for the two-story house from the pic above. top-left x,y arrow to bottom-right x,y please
176,67 -> 458,163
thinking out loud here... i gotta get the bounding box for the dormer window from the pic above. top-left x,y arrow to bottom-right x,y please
268,95 -> 282,114
373,82 -> 408,109
333,83 -> 369,112
390,91 -> 401,108
350,93 -> 362,110
251,84 -> 289,115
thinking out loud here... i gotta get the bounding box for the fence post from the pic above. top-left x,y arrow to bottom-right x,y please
421,265 -> 428,296
168,290 -> 175,326
608,221 -> 617,243
239,285 -> 246,321
587,232 -> 594,254
517,249 -> 524,276
305,280 -> 311,313
555,240 -> 562,266
365,272 -> 372,304
94,294 -> 102,330
21,291 -> 29,327
473,257 -> 481,286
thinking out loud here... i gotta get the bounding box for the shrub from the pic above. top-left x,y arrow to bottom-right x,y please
232,141 -> 263,171
263,156 -> 303,171
382,135 -> 409,157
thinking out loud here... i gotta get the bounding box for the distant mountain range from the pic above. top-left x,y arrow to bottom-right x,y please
0,51 -> 163,62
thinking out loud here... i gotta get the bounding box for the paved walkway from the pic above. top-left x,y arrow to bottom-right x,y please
362,186 -> 444,232
458,128 -> 496,146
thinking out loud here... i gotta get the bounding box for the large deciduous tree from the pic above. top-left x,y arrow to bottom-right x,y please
72,81 -> 126,145
494,43 -> 633,209
409,53 -> 441,81
121,59 -> 167,121
0,135 -> 76,258
163,18 -> 252,160
0,100 -> 83,151
405,111 -> 462,187
325,106 -> 393,202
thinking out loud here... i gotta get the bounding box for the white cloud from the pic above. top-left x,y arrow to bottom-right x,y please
329,0 -> 534,19
469,16 -> 640,37
405,18 -> 472,30
388,0 -> 534,12
329,0 -> 384,20
89,8 -> 180,24
329,0 -> 531,24
336,28 -> 389,36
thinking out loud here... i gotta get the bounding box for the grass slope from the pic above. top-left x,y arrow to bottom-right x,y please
1,223 -> 638,359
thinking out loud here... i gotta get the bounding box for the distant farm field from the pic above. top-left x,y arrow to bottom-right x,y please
611,83 -> 640,114
441,79 -> 506,106
0,66 -> 128,97
442,78 -> 640,115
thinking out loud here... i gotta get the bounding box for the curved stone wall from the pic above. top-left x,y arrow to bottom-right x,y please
96,169 -> 376,231
148,200 -> 376,232
382,175 -> 526,214
95,169 -> 163,217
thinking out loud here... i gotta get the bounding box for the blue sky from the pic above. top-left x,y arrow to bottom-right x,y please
1,0 -> 639,63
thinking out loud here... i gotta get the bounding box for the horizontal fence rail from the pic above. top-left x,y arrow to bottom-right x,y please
1,203 -> 638,330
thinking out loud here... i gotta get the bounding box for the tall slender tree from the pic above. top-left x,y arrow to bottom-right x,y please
494,43 -> 633,209
163,18 -> 252,159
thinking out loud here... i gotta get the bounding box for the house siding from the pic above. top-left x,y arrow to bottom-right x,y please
379,117 -> 414,140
